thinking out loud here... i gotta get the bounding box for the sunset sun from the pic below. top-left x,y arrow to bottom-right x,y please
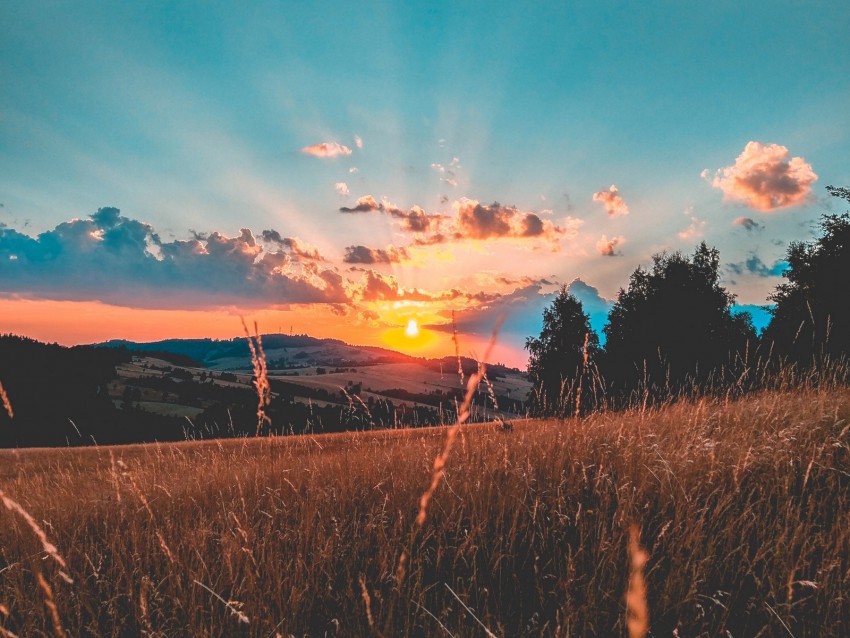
405,319 -> 420,338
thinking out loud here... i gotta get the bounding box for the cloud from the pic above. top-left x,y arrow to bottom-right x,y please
334,182 -> 349,197
343,244 -> 410,264
565,278 -> 615,335
349,167 -> 359,173
727,255 -> 788,278
494,275 -> 556,287
340,196 -> 445,232
340,195 -> 573,249
354,135 -> 363,149
430,285 -> 552,339
705,141 -> 817,211
733,216 -> 763,232
431,157 -> 460,187
0,208 -> 349,309
260,230 -> 325,261
678,212 -> 706,239
339,194 -> 392,214
340,195 -> 380,213
354,270 -> 498,305
592,185 -> 629,217
430,278 -> 614,344
596,235 -> 624,256
301,141 -> 353,158
399,205 -> 441,232
451,198 -> 566,243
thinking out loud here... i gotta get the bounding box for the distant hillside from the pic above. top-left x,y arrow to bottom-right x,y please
97,336 -> 523,375
98,335 -> 420,370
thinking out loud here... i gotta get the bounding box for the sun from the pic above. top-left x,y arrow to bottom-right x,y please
405,318 -> 420,338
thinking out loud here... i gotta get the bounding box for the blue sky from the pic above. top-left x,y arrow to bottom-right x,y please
1,1 -> 849,366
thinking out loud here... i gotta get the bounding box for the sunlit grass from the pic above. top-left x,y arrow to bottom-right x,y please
0,381 -> 848,636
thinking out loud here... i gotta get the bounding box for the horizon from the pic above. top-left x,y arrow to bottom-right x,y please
2,2 -> 848,368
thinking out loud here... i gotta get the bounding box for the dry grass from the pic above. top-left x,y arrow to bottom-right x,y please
0,384 -> 848,636
0,382 -> 12,419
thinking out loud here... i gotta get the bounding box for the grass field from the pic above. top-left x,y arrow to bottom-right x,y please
0,383 -> 848,636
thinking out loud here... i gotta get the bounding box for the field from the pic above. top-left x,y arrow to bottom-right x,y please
0,384 -> 849,636
108,354 -> 532,422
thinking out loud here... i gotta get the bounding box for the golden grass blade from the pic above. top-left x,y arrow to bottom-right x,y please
444,583 -> 498,638
36,572 -> 67,638
0,490 -> 69,580
241,318 -> 271,436
626,523 -> 649,638
358,574 -> 375,630
0,382 -> 12,419
193,579 -> 250,625
415,317 -> 503,527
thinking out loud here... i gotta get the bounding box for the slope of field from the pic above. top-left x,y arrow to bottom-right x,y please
0,386 -> 848,636
109,354 -> 532,426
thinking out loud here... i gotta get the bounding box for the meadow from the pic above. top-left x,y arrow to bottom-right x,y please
0,375 -> 848,637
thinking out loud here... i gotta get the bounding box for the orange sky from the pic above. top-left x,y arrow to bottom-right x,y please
0,297 -> 526,366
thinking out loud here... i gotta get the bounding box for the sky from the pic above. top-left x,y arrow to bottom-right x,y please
1,1 -> 849,368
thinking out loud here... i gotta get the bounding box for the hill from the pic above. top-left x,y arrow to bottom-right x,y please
97,334 -> 419,370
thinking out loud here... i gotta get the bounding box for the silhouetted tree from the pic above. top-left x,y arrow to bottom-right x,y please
602,243 -> 755,397
763,186 -> 850,362
525,287 -> 598,412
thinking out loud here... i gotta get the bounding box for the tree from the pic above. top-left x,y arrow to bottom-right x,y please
763,186 -> 850,362
602,243 -> 755,395
525,287 -> 599,412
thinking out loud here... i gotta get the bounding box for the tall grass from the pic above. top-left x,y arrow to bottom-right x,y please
0,373 -> 848,635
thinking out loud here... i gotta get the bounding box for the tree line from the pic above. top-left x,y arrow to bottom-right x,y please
526,186 -> 850,414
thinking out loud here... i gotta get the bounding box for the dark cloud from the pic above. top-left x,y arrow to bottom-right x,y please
727,255 -> 788,278
733,217 -> 763,232
340,196 -> 444,233
343,245 -> 410,264
260,229 -> 325,261
495,275 -> 556,287
452,199 -> 565,243
395,206 -> 442,232
0,208 -> 349,309
340,195 -> 381,213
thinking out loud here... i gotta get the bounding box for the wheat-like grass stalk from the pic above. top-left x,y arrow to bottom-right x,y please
415,317 -> 503,527
0,490 -> 71,583
35,572 -> 67,638
0,602 -> 18,638
241,318 -> 271,436
193,579 -> 250,625
0,382 -> 12,419
575,332 -> 589,418
359,574 -> 375,630
452,310 -> 465,388
626,523 -> 650,638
